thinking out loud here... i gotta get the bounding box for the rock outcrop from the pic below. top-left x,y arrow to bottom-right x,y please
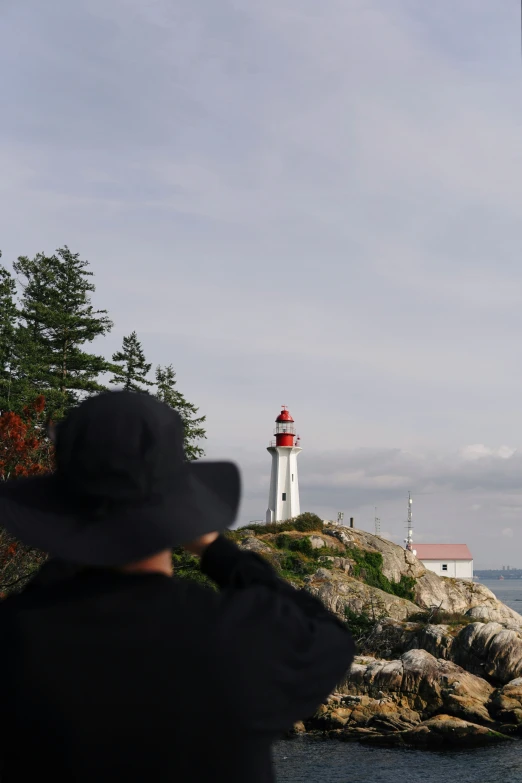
309,536 -> 327,550
234,522 -> 522,748
308,649 -> 493,730
414,570 -> 522,625
489,678 -> 522,725
237,536 -> 283,570
305,568 -> 418,622
304,649 -> 521,747
454,622 -> 522,685
341,649 -> 494,726
328,527 -> 426,583
360,715 -> 513,748
318,556 -> 353,574
357,617 -> 522,689
323,525 -> 522,626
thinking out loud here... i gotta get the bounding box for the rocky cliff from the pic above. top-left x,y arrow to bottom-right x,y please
235,519 -> 522,748
325,526 -> 522,625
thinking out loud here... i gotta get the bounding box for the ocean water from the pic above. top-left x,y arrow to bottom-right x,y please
273,579 -> 522,783
273,738 -> 522,783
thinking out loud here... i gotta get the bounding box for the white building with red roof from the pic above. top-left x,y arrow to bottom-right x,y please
414,544 -> 473,581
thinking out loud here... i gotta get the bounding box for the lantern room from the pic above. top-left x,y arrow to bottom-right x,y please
274,406 -> 296,447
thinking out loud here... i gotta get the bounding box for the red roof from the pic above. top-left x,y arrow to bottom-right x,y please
276,407 -> 294,423
414,544 -> 473,561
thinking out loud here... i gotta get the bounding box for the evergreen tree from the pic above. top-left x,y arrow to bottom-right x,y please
0,254 -> 18,412
12,247 -> 113,418
155,364 -> 206,460
110,332 -> 153,393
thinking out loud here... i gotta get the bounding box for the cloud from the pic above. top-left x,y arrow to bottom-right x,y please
460,445 -> 516,461
302,445 -> 522,497
502,528 -> 514,538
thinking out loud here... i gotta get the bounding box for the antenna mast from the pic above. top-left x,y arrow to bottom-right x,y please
405,492 -> 413,551
374,507 -> 381,535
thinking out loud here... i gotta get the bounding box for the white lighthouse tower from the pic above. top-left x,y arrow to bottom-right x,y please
266,406 -> 302,523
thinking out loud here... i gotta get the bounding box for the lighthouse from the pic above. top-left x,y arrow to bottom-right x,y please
266,406 -> 302,523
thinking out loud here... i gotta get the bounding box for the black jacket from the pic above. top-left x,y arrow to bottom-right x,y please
0,536 -> 354,782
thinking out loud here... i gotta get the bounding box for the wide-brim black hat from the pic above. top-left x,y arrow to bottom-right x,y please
0,391 -> 241,566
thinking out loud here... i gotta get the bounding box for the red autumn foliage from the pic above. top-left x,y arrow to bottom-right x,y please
0,398 -> 53,596
0,395 -> 55,481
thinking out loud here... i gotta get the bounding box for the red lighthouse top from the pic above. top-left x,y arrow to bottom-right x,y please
273,406 -> 297,447
276,406 -> 294,424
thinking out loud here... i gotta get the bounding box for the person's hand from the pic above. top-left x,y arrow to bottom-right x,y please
184,531 -> 219,557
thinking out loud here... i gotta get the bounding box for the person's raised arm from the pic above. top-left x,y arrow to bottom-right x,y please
189,533 -> 355,734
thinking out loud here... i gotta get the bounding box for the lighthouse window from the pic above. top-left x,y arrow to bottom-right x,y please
442,564 -> 448,571
292,474 -> 294,481
282,493 -> 287,501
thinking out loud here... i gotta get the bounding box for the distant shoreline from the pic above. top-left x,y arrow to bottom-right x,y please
475,572 -> 522,580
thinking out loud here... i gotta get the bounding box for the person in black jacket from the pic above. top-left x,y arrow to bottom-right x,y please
0,391 -> 355,782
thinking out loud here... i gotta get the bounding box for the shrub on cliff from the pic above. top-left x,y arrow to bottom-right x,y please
409,608 -> 475,627
242,512 -> 324,536
291,513 -> 324,532
391,575 -> 417,600
274,534 -> 339,563
344,607 -> 376,643
276,534 -> 314,557
280,551 -> 317,578
350,547 -> 416,602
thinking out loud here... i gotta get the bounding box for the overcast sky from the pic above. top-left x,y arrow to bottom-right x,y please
1,1 -> 522,567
